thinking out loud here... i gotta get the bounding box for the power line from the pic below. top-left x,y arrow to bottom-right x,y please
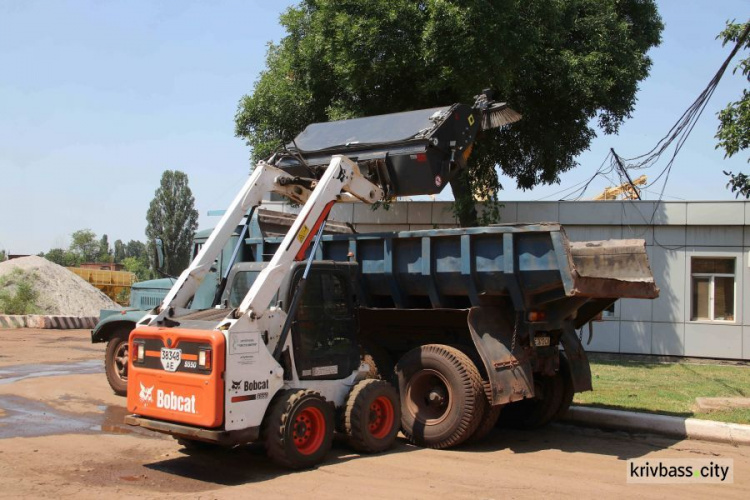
612,20 -> 749,220
568,20 -> 749,213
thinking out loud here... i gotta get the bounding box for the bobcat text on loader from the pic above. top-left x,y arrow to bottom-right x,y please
124,92 -> 658,469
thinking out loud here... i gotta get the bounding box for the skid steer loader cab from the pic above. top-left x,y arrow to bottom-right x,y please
284,262 -> 359,381
126,261 -> 361,434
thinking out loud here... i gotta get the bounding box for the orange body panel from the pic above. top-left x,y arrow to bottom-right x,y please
127,326 -> 225,428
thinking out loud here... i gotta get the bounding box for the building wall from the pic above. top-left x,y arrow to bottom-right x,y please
265,200 -> 750,360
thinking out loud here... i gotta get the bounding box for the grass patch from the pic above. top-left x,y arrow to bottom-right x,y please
574,359 -> 750,425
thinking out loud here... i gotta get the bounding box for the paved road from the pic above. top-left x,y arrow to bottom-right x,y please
0,328 -> 747,499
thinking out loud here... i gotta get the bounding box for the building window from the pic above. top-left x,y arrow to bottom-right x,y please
690,258 -> 735,322
602,302 -> 616,318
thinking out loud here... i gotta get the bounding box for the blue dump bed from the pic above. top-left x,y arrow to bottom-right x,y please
245,222 -> 658,319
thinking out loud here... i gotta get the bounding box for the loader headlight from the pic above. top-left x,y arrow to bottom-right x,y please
198,348 -> 211,370
133,341 -> 146,364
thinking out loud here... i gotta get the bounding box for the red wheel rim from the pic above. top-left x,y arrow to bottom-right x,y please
292,407 -> 326,455
368,395 -> 395,439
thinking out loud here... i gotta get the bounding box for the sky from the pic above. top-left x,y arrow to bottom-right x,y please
0,0 -> 748,255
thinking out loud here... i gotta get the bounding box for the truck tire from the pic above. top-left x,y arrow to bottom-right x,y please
465,403 -> 502,445
104,327 -> 132,396
553,354 -> 575,420
396,344 -> 486,449
498,374 -> 563,430
263,389 -> 334,469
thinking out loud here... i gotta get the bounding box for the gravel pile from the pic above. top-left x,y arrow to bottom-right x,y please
0,256 -> 121,316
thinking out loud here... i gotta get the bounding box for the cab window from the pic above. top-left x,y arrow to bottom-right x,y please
228,271 -> 260,307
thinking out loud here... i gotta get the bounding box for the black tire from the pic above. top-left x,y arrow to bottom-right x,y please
396,344 -> 486,449
344,379 -> 401,453
262,389 -> 334,469
527,374 -> 563,428
496,397 -> 534,428
499,374 -> 563,430
554,355 -> 575,420
105,327 -> 132,396
466,403 -> 502,444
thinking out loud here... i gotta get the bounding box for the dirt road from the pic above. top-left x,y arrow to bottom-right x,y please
0,328 -> 747,499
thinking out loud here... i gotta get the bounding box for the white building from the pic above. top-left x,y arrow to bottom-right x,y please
299,200 -> 749,361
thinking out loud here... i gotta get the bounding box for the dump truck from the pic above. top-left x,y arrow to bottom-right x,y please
120,93 -> 658,468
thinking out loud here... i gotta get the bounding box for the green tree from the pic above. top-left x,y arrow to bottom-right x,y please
98,234 -> 111,262
145,170 -> 199,276
235,0 -> 663,225
44,248 -> 78,267
0,249 -> 5,262
125,240 -> 146,259
715,20 -> 750,199
122,256 -> 152,281
113,239 -> 126,263
69,229 -> 98,264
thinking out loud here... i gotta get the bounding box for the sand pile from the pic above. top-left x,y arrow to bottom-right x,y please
0,256 -> 121,316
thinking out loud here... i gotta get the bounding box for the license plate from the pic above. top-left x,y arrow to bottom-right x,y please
534,336 -> 551,347
160,348 -> 182,372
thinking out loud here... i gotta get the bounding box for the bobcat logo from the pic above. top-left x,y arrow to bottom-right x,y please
231,380 -> 242,391
139,383 -> 154,404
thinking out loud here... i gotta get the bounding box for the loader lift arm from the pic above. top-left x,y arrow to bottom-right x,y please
146,155 -> 383,325
145,91 -> 519,325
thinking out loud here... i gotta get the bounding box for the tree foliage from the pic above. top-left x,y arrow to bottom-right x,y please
44,247 -> 78,267
236,0 -> 663,224
122,256 -> 152,281
68,229 -> 98,264
125,240 -> 147,260
43,231 -> 151,279
715,21 -> 750,199
145,170 -> 199,276
114,239 -> 126,263
98,234 -> 111,262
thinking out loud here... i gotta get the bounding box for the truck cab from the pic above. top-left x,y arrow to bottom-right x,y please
92,227 -> 244,395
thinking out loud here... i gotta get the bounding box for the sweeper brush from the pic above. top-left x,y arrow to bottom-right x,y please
270,90 -> 521,197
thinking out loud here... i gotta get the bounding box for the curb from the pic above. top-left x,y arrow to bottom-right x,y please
563,406 -> 750,446
0,315 -> 97,330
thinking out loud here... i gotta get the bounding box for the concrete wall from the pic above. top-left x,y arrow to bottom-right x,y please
264,200 -> 750,360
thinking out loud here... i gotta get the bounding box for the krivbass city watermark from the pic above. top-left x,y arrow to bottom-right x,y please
627,458 -> 733,484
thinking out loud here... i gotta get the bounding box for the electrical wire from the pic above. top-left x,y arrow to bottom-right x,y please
563,20 -> 748,238
616,21 -> 749,222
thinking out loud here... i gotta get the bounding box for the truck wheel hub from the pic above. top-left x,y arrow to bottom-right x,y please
406,369 -> 452,424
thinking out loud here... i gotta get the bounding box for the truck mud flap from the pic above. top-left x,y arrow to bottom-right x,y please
467,306 -> 533,406
559,322 -> 593,393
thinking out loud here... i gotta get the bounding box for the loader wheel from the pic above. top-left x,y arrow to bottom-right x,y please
554,355 -> 575,420
396,344 -> 486,449
105,327 -> 131,396
361,342 -> 394,382
498,374 -> 563,430
263,389 -> 334,469
344,379 -> 401,453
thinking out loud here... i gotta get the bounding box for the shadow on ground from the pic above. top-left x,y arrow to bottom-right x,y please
143,438 -> 420,486
144,421 -> 680,486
